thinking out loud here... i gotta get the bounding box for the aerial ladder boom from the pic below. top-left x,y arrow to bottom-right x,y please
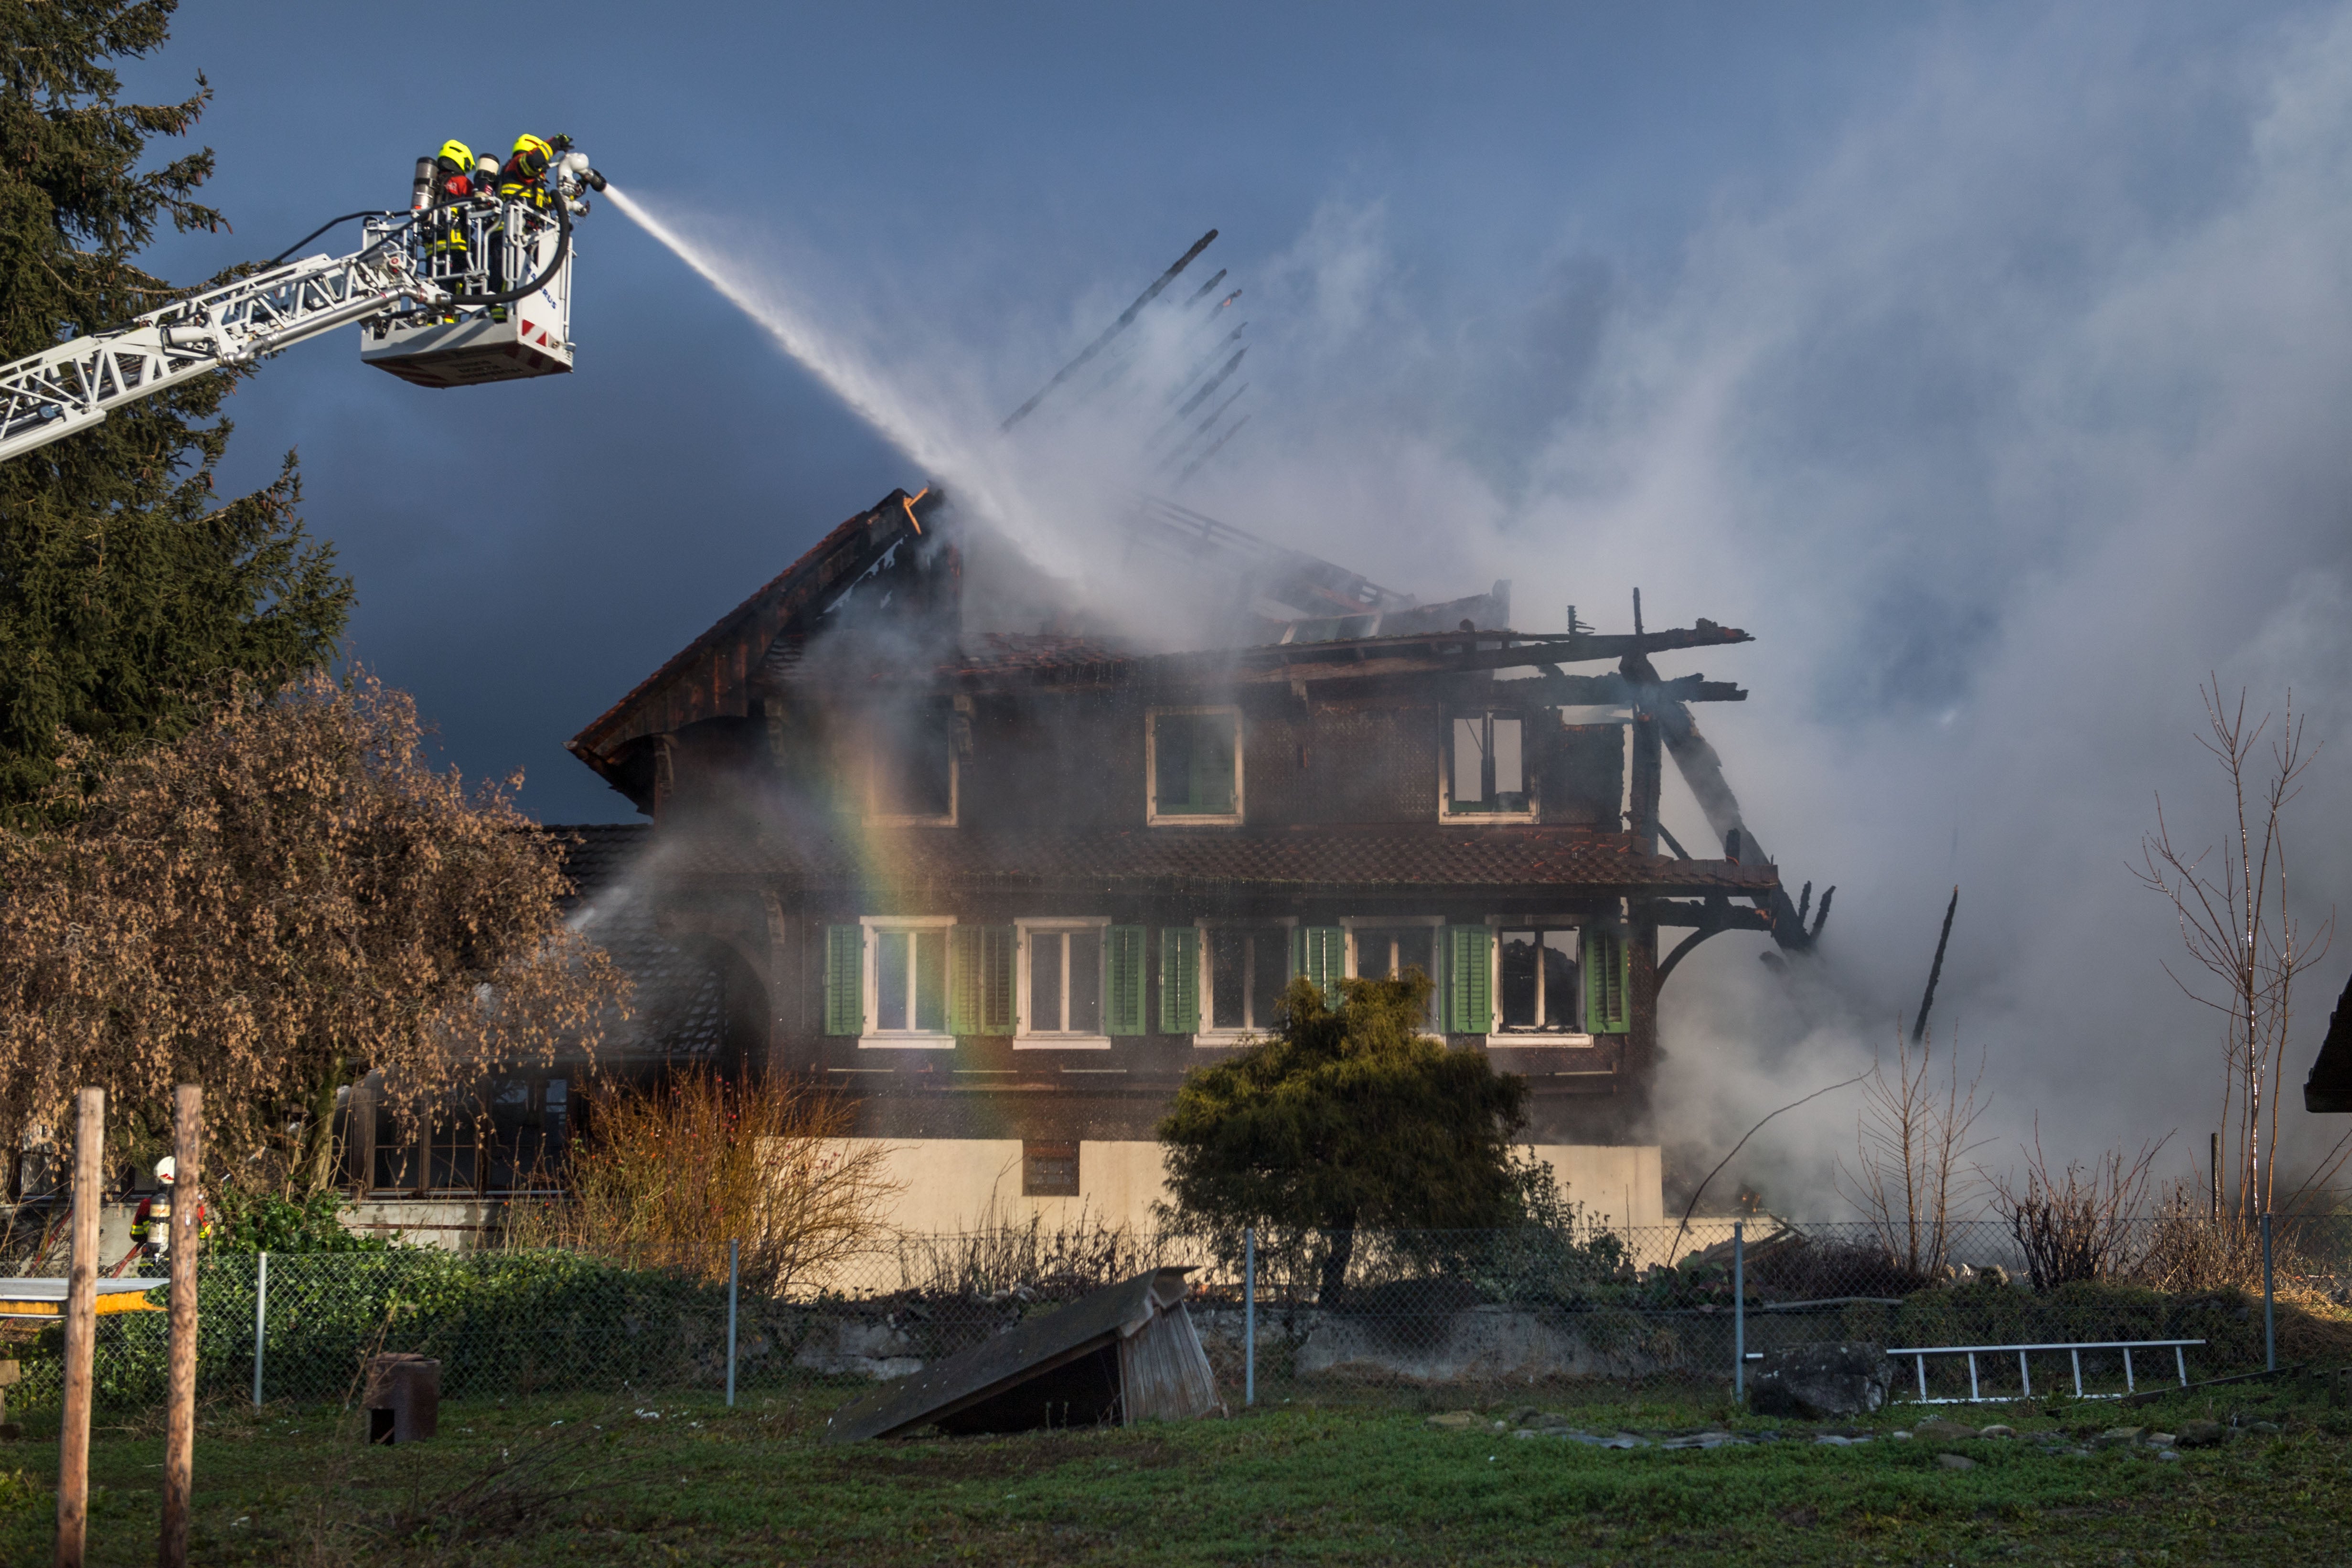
0,143 -> 604,465
0,245 -> 437,464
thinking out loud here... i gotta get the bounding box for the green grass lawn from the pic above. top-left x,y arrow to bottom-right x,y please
2,1375 -> 2348,1565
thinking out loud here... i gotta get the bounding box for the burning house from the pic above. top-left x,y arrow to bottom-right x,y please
505,484 -> 1828,1236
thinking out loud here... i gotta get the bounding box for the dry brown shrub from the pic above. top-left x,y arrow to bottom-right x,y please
1986,1125 -> 2165,1288
0,669 -> 627,1192
504,1070 -> 897,1293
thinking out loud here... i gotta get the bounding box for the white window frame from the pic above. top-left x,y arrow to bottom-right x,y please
1192,916 -> 1298,1046
1014,917 -> 1112,1050
1488,916 -> 1595,1047
865,725 -> 958,827
1146,705 -> 1245,826
1341,915 -> 1448,1038
1438,710 -> 1537,824
858,915 -> 957,1050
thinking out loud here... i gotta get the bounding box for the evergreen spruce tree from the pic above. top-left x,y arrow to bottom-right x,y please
1158,973 -> 1530,1301
0,0 -> 352,818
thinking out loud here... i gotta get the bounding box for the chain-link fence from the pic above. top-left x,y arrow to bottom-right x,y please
5,1212 -> 2347,1414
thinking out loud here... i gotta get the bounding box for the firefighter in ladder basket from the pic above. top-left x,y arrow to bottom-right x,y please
488,133 -> 569,303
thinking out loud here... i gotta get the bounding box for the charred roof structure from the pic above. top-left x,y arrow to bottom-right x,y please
543,488 -> 1828,1229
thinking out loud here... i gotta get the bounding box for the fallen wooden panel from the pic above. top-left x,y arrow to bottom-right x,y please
825,1266 -> 1219,1442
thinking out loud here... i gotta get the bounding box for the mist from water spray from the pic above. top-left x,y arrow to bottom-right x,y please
604,184 -> 1013,528
603,183 -> 1237,645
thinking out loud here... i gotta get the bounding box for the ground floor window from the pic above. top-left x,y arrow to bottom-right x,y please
360,1075 -> 570,1195
1350,922 -> 1441,1029
1498,928 -> 1582,1035
864,919 -> 951,1042
1023,923 -> 1105,1040
1207,924 -> 1290,1033
825,919 -> 1140,1042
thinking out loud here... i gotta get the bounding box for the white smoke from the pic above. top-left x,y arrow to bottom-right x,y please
610,5 -> 2352,1206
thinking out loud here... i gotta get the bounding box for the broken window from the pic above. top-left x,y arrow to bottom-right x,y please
1447,712 -> 1528,816
1150,708 -> 1241,821
869,703 -> 956,822
1207,925 -> 1290,1032
1021,923 -> 1106,1041
1498,928 -> 1588,1038
1022,1140 -> 1080,1197
870,921 -> 951,1039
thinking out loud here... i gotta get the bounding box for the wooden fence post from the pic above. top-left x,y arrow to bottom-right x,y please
160,1085 -> 203,1568
54,1086 -> 102,1568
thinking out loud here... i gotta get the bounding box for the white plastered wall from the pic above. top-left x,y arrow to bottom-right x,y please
1526,1143 -> 1664,1231
832,1138 -> 1662,1236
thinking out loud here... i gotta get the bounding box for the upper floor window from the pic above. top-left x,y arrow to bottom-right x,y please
868,704 -> 956,824
1444,712 -> 1529,819
1148,707 -> 1242,824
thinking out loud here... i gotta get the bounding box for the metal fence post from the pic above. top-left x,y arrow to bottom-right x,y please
253,1251 -> 268,1408
1243,1227 -> 1256,1409
2262,1211 -> 2276,1373
726,1238 -> 740,1408
1733,1220 -> 1745,1402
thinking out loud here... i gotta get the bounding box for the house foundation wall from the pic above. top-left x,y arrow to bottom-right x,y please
838,1138 -> 1662,1236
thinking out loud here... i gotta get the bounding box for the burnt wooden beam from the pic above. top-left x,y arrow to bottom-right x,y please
1650,895 -> 1775,985
1623,649 -> 1818,954
1643,899 -> 1775,930
1527,669 -> 1746,707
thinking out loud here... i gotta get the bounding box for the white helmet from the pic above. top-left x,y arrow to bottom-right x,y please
153,1155 -> 176,1185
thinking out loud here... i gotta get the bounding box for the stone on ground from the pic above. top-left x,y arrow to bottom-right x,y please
1747,1342 -> 1890,1419
2174,1419 -> 2229,1448
1935,1451 -> 1977,1470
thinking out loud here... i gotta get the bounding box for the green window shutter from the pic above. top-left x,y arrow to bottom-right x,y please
1445,925 -> 1493,1034
982,926 -> 1016,1034
953,925 -> 1015,1035
950,925 -> 980,1035
1107,927 -> 1146,1035
1299,927 -> 1345,999
1583,926 -> 1629,1034
1159,927 -> 1199,1033
823,925 -> 864,1035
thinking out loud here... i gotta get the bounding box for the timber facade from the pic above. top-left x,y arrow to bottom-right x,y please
353,489 -> 1818,1232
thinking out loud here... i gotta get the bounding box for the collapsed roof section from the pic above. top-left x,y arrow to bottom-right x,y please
569,485 -> 1749,809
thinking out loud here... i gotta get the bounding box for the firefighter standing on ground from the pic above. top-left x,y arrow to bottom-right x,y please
128,1155 -> 206,1262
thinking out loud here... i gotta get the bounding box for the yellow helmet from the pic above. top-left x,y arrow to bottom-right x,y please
437,139 -> 474,171
513,133 -> 553,161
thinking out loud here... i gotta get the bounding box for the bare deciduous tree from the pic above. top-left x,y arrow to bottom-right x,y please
0,670 -> 628,1192
1836,1028 -> 1989,1278
2135,680 -> 2335,1217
